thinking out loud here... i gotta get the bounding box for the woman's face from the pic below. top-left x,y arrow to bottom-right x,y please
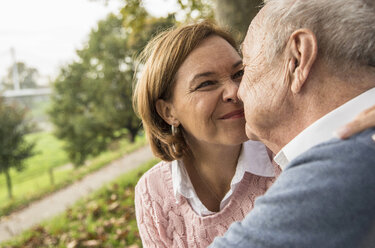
168,35 -> 248,147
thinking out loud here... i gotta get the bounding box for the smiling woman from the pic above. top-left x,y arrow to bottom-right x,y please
157,35 -> 246,149
132,21 -> 280,247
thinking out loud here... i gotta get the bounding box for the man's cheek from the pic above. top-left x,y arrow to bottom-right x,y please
245,122 -> 259,141
238,83 -> 245,102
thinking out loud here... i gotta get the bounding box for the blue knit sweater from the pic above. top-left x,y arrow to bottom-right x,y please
210,128 -> 375,248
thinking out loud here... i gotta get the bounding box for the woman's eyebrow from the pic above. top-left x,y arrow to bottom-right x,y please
190,72 -> 215,84
233,60 -> 243,68
189,61 -> 243,84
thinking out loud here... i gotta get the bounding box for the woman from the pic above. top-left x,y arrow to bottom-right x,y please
132,21 -> 375,247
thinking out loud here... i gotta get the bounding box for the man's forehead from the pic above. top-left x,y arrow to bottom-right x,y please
241,8 -> 265,56
239,42 -> 245,55
240,35 -> 251,55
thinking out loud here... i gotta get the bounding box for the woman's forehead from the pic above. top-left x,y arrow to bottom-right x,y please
181,37 -> 240,69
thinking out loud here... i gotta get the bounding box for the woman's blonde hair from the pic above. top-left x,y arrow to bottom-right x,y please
133,21 -> 237,161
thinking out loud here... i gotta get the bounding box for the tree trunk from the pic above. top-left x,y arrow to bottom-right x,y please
129,130 -> 137,143
213,0 -> 263,42
4,169 -> 13,199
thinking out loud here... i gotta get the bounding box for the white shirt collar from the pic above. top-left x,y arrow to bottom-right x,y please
274,88 -> 375,169
171,140 -> 275,216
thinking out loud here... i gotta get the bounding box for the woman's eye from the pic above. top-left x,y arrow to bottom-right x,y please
233,69 -> 244,79
195,80 -> 215,90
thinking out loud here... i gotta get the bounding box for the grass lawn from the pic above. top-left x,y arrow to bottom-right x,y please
1,158 -> 158,248
0,132 -> 69,214
0,131 -> 147,217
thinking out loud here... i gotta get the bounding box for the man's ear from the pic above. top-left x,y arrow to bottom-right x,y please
156,99 -> 179,126
286,29 -> 318,94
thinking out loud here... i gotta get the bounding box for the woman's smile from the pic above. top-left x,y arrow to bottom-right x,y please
219,109 -> 245,120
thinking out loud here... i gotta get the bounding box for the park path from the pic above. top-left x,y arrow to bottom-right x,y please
0,145 -> 153,244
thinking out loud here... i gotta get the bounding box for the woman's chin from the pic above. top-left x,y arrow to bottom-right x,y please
225,132 -> 249,145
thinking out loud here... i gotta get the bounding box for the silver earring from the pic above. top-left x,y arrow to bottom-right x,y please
171,125 -> 178,152
171,125 -> 177,135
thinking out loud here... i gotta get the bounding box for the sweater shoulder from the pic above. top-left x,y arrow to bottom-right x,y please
135,160 -> 173,199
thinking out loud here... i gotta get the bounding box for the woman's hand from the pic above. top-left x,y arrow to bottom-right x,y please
336,105 -> 375,141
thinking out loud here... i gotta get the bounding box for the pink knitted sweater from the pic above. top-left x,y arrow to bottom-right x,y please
135,161 -> 281,247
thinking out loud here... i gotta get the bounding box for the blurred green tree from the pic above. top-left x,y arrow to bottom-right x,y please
49,10 -> 175,166
94,0 -> 261,42
118,0 -> 261,42
175,0 -> 214,21
0,97 -> 35,199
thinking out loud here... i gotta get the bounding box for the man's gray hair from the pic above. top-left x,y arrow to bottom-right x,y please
263,0 -> 375,69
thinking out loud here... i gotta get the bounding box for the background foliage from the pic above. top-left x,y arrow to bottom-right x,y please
0,97 -> 35,199
1,62 -> 39,90
0,132 -> 145,217
1,159 -> 158,248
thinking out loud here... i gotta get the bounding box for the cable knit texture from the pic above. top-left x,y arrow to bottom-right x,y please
135,160 -> 281,247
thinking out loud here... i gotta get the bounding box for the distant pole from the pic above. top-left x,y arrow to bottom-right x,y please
10,48 -> 20,91
49,167 -> 55,185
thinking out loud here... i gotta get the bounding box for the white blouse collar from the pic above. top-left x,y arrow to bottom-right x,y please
171,140 -> 275,216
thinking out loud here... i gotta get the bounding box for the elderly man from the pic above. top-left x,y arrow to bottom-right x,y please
210,0 -> 375,247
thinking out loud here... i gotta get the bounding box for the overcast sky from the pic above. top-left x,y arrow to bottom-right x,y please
0,0 -> 178,84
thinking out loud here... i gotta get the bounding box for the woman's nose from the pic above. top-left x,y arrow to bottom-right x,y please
223,80 -> 240,103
